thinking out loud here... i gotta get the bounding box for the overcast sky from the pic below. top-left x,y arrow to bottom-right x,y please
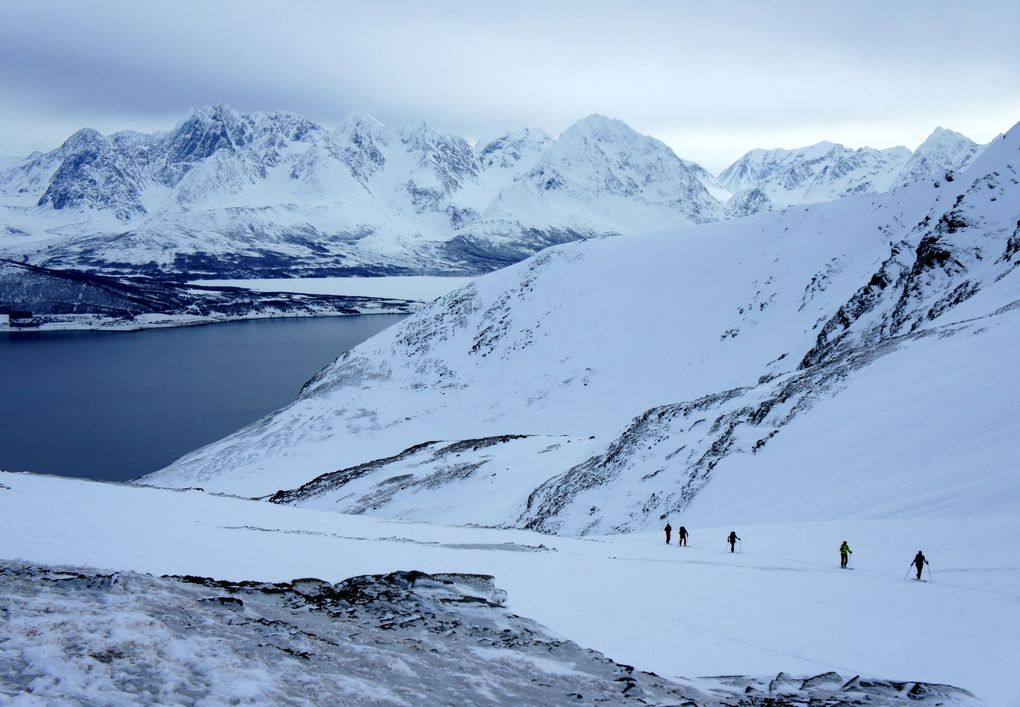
1,0 -> 1018,172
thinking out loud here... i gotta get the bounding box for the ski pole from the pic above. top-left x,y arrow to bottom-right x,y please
738,539 -> 742,553
903,566 -> 912,581
927,565 -> 934,584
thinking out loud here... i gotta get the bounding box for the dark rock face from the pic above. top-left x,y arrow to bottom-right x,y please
402,124 -> 480,193
439,227 -> 598,272
727,187 -> 773,217
0,562 -> 979,706
37,133 -> 146,221
801,162 -> 1019,369
268,435 -> 531,508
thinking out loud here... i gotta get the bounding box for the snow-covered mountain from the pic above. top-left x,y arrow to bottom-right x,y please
0,107 -> 981,282
896,127 -> 985,186
718,128 -> 984,214
0,107 -> 723,279
144,122 -> 1020,539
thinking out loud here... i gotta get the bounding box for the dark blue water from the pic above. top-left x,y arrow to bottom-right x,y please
0,316 -> 405,482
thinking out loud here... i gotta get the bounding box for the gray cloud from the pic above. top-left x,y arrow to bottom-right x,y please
1,0 -> 1018,171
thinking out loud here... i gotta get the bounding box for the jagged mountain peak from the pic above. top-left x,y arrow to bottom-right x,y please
508,114 -> 724,224
399,122 -> 480,194
37,132 -> 144,221
476,128 -> 553,170
57,127 -> 109,154
167,105 -> 321,155
163,105 -> 253,163
552,114 -> 686,162
535,114 -> 697,181
913,126 -> 979,156
896,126 -> 984,186
920,126 -> 969,145
332,111 -> 391,181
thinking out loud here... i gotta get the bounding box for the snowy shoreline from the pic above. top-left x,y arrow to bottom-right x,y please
0,305 -> 417,334
190,275 -> 477,301
0,274 -> 468,333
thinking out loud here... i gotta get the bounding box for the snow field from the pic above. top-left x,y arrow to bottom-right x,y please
1,471 -> 1016,704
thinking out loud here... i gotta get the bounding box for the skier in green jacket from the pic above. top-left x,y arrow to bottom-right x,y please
839,540 -> 852,569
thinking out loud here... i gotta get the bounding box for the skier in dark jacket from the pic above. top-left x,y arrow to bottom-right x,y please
913,550 -> 928,580
727,531 -> 740,553
664,523 -> 672,545
678,526 -> 688,547
839,540 -> 852,568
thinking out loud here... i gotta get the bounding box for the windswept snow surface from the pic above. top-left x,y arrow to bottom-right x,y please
0,471 -> 1010,703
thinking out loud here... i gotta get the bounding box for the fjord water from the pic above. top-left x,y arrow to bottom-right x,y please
0,315 -> 406,482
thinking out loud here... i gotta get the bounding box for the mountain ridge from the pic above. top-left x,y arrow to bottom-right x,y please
0,107 -> 985,282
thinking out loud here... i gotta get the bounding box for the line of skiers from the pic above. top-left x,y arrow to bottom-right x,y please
664,524 -> 931,580
662,522 -> 688,546
664,523 -> 736,552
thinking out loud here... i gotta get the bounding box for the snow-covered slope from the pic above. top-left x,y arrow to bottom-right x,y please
0,108 -> 722,279
1,471 -> 1010,703
145,124 -> 1020,539
718,128 -> 984,213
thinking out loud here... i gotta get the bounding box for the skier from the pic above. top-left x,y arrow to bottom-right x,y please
839,540 -> 852,568
727,531 -> 740,553
678,526 -> 688,547
664,522 -> 672,545
912,550 -> 928,580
